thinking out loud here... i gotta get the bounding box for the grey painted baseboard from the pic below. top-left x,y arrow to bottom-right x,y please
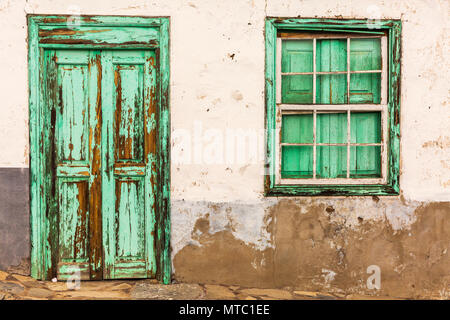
0,167 -> 30,270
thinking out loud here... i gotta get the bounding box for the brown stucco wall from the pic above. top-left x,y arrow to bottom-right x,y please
173,200 -> 450,298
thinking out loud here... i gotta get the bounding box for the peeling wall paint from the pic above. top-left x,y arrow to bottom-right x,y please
174,200 -> 450,298
171,196 -> 423,260
0,0 -> 448,297
171,199 -> 277,256
171,197 -> 424,259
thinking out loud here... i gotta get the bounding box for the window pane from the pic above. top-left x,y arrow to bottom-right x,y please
282,114 -> 313,143
316,39 -> 347,72
316,74 -> 348,104
350,38 -> 381,71
282,40 -> 313,73
316,146 -> 347,178
317,112 -> 347,144
349,73 -> 381,104
350,146 -> 381,178
282,74 -> 313,103
281,146 -> 313,178
351,112 -> 381,143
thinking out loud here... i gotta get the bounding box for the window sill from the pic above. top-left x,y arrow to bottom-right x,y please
264,183 -> 399,197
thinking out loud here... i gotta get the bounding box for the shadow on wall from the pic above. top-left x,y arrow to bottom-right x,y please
0,168 -> 30,274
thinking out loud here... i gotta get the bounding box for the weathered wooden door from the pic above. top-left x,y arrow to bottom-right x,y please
43,49 -> 157,280
101,50 -> 157,279
29,15 -> 170,283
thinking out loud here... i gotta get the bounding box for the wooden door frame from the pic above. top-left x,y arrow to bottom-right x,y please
28,15 -> 171,283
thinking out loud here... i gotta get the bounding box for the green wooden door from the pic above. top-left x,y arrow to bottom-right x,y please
44,49 -> 157,280
101,50 -> 157,279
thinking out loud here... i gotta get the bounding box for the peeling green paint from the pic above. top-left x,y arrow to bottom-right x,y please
29,15 -> 171,283
264,18 -> 401,196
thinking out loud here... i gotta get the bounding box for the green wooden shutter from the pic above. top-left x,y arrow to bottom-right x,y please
350,112 -> 382,177
316,113 -> 347,178
350,39 -> 381,103
281,114 -> 313,178
316,39 -> 348,104
281,40 -> 313,103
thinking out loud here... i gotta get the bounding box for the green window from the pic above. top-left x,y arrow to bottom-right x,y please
265,19 -> 401,196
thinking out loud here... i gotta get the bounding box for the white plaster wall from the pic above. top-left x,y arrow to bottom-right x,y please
0,0 -> 448,203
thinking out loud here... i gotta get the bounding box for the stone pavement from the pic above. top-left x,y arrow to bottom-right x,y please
0,269 -> 401,300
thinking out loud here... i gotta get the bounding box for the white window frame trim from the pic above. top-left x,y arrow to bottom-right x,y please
275,34 -> 388,185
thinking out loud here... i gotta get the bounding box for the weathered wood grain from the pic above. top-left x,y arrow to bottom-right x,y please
29,15 -> 171,283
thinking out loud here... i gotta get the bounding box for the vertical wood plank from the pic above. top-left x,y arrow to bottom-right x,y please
29,15 -> 43,279
43,50 -> 59,279
144,50 -> 157,277
157,17 -> 171,284
265,19 -> 277,191
101,50 -> 114,278
88,50 -> 103,279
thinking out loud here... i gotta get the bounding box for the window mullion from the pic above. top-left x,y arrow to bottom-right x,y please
312,38 -> 317,179
346,38 -> 351,178
347,109 -> 351,179
313,38 -> 316,104
346,38 -> 350,104
313,109 -> 317,179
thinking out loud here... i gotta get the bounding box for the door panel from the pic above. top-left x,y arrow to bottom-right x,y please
55,56 -> 92,279
115,179 -> 145,259
44,49 -> 103,280
57,64 -> 89,162
102,50 -> 157,279
58,180 -> 90,279
114,63 -> 145,161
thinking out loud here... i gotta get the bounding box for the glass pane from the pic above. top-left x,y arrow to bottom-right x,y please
316,74 -> 348,104
316,146 -> 347,178
350,73 -> 381,104
351,112 -> 381,143
282,74 -> 313,104
317,112 -> 347,144
350,38 -> 381,71
282,113 -> 313,143
316,39 -> 347,72
281,146 -> 313,178
282,40 -> 313,73
350,146 -> 381,178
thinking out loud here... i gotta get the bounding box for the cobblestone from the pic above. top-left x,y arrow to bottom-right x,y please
0,270 -> 408,300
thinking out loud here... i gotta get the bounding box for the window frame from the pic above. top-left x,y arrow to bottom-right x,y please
265,18 -> 401,196
277,35 -> 388,185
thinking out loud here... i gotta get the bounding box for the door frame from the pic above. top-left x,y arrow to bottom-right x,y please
28,15 -> 171,283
